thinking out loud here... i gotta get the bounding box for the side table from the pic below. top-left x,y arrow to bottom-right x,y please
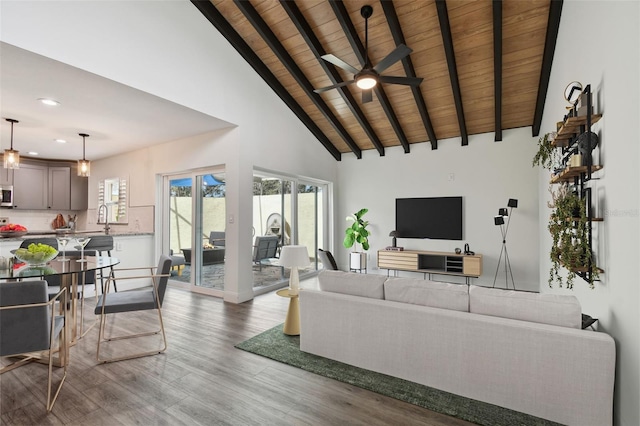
276,288 -> 300,336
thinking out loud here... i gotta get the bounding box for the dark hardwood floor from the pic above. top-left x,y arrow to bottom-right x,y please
1,282 -> 474,425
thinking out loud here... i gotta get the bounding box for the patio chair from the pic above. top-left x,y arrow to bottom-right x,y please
169,249 -> 186,276
209,231 -> 226,247
0,281 -> 68,412
94,254 -> 172,363
252,235 -> 279,271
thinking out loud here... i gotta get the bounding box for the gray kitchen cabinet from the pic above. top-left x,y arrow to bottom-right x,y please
49,166 -> 71,210
12,162 -> 48,209
70,165 -> 88,210
11,160 -> 87,210
0,167 -> 13,186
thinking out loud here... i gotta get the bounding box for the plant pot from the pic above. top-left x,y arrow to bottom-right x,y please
349,252 -> 367,271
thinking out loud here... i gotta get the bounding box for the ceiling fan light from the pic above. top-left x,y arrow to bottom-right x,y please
356,75 -> 377,90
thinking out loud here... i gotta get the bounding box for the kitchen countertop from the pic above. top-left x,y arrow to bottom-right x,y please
0,231 -> 153,242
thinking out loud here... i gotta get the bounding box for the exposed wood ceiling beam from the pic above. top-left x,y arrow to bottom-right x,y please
436,0 -> 468,146
190,0 -> 341,161
329,0 -> 411,154
380,0 -> 438,150
233,0 -> 362,159
281,0 -> 385,156
532,0 -> 564,137
493,0 -> 502,142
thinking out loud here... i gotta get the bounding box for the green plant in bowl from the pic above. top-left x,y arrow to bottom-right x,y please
12,243 -> 59,266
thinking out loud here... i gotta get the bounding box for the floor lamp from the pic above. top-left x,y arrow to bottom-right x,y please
493,198 -> 517,290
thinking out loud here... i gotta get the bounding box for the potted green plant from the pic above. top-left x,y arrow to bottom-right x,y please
547,185 -> 599,289
343,208 -> 370,271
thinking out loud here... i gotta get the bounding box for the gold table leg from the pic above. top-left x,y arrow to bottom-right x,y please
283,296 -> 300,336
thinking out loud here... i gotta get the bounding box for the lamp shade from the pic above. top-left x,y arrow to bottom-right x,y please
4,118 -> 20,169
77,133 -> 90,177
78,159 -> 91,177
279,245 -> 309,268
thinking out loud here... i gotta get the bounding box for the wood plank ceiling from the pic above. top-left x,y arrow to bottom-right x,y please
192,0 -> 562,161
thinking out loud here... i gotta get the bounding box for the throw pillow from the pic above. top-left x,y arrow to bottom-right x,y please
384,277 -> 469,312
318,270 -> 385,299
469,285 -> 582,328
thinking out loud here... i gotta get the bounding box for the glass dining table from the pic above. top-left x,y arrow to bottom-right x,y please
0,254 -> 120,365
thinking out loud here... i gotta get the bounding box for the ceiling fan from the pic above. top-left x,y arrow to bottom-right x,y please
314,5 -> 423,103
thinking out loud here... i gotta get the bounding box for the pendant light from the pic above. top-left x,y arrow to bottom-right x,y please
3,118 -> 20,169
78,133 -> 90,177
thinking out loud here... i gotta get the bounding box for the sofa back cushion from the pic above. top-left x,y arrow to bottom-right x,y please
317,270 -> 386,299
384,278 -> 469,312
469,285 -> 582,328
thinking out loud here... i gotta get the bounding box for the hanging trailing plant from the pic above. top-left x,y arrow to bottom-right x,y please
532,132 -> 559,170
547,184 -> 599,289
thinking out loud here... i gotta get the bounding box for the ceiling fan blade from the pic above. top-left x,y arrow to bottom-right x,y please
373,44 -> 413,74
314,80 -> 355,94
379,75 -> 424,86
362,88 -> 373,103
320,54 -> 360,75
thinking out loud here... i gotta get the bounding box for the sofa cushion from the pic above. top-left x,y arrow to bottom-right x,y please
384,278 -> 469,312
317,270 -> 386,299
469,285 -> 582,328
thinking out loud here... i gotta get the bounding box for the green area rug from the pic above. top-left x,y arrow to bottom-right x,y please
235,325 -> 560,426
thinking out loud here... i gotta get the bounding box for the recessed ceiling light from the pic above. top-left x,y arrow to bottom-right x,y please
55,139 -> 67,144
28,151 -> 39,156
38,98 -> 60,106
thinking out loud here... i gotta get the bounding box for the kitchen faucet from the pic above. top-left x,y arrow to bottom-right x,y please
98,203 -> 110,235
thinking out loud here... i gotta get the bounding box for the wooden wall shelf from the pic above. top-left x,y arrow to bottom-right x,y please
550,165 -> 602,183
553,114 -> 603,146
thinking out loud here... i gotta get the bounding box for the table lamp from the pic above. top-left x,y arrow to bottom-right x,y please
279,245 -> 309,295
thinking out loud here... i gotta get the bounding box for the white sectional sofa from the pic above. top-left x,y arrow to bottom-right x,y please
300,270 -> 615,426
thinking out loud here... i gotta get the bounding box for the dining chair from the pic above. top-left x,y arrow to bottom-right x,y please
0,281 -> 68,412
94,254 -> 172,363
85,235 -> 118,292
318,248 -> 339,270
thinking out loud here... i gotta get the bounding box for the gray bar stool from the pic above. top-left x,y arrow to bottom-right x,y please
84,236 -> 117,292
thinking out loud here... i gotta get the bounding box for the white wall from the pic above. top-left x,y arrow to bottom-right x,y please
538,2 -> 639,425
0,0 -> 338,303
336,127 -> 540,291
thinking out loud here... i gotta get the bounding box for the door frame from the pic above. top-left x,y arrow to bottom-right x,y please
161,168 -> 226,297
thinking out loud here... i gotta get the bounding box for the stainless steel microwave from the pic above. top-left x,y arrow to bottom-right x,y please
0,185 -> 13,208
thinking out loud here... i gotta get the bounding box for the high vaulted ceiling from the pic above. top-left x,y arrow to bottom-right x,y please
193,0 -> 562,160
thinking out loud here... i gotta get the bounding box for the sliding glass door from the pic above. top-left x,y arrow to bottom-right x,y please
252,170 -> 328,293
297,181 -> 323,275
166,170 -> 226,296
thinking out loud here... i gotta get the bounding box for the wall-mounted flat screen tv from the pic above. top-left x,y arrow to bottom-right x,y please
396,196 -> 463,240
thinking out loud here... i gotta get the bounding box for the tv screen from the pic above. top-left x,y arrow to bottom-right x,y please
396,197 -> 463,240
